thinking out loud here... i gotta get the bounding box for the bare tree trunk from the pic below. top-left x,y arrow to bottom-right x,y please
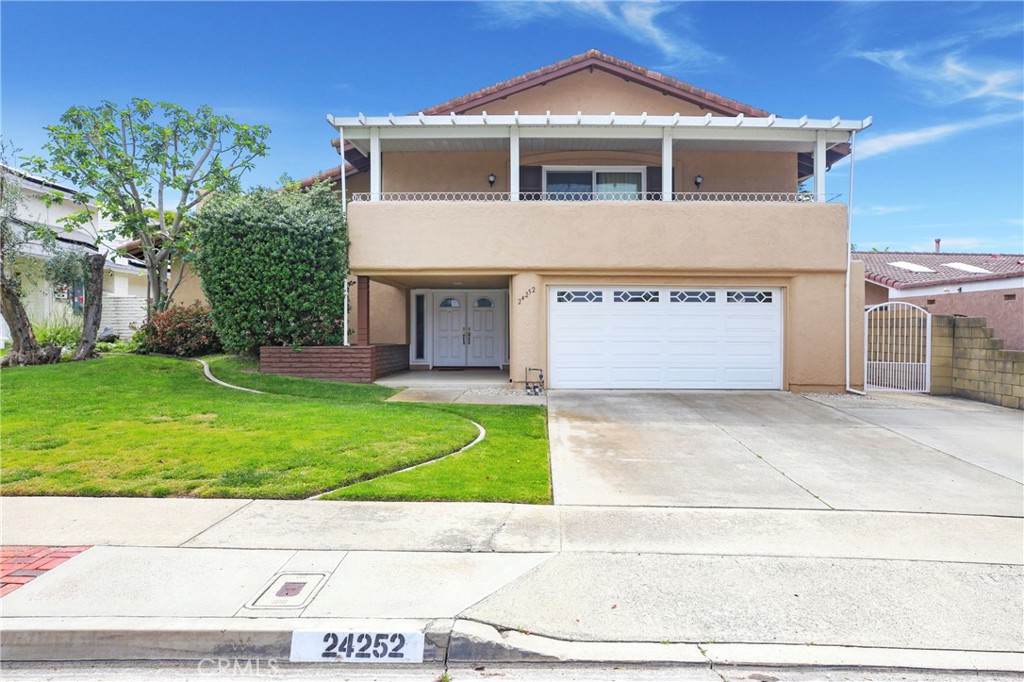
71,253 -> 106,361
145,253 -> 170,315
0,274 -> 60,367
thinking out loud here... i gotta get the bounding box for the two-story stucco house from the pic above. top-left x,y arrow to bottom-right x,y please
294,50 -> 871,391
0,164 -> 148,345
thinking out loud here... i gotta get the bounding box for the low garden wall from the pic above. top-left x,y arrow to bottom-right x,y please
259,344 -> 409,383
931,316 -> 1023,410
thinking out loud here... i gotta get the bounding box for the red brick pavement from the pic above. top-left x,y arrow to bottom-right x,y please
0,546 -> 90,597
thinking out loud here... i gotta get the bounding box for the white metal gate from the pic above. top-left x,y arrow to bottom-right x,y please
864,302 -> 932,392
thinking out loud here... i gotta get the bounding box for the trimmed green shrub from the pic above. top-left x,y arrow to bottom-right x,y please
194,181 -> 348,355
135,302 -> 221,357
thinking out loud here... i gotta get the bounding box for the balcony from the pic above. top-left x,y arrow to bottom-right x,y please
350,191 -> 842,203
347,198 -> 849,276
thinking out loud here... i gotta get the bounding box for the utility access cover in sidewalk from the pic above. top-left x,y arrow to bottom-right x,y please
246,572 -> 328,609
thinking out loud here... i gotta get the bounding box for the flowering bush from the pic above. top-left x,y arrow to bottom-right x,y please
135,302 -> 221,357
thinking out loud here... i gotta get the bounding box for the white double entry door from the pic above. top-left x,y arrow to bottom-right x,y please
432,290 -> 507,366
432,290 -> 506,368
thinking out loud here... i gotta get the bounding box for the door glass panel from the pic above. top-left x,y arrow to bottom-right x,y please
439,297 -> 461,308
414,294 -> 425,359
596,172 -> 641,200
546,171 -> 593,200
474,297 -> 493,308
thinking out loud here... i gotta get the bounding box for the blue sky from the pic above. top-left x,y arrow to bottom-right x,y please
2,1 -> 1021,253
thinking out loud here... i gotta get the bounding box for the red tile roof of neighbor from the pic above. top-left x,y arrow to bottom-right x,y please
854,251 -> 1024,290
298,50 -> 781,187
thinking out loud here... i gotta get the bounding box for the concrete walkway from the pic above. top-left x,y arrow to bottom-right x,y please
548,390 -> 1023,513
2,497 -> 1022,672
378,369 -> 546,405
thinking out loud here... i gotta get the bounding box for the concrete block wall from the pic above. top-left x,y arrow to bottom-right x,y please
259,344 -> 409,383
931,316 -> 1023,410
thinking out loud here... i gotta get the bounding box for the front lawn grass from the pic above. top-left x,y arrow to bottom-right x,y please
1,354 -> 551,503
206,356 -> 552,504
320,403 -> 551,504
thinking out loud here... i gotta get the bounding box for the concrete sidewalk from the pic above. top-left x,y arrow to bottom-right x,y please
2,497 -> 1022,673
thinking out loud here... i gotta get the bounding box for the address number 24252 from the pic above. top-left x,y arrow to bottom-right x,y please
290,630 -> 425,663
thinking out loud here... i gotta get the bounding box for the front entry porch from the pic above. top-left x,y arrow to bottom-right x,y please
377,368 -> 544,405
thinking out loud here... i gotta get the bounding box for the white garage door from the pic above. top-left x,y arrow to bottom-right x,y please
548,287 -> 782,389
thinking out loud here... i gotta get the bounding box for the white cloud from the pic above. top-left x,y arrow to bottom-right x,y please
479,1 -> 723,70
854,112 -> 1022,160
852,21 -> 1024,109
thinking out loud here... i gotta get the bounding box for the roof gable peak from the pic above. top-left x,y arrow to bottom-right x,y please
421,50 -> 772,118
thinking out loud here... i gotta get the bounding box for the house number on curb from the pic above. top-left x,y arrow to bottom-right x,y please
290,630 -> 425,663
517,286 -> 536,305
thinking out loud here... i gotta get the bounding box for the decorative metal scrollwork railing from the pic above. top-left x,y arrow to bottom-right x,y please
349,191 -> 841,203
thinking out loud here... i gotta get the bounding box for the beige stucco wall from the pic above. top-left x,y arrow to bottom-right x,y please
348,278 -> 408,345
360,149 -> 796,196
865,281 -> 890,306
350,202 -> 855,391
677,151 -> 796,193
901,287 -> 1024,351
460,68 -> 713,116
349,201 -> 847,273
382,152 -> 511,193
170,262 -> 207,307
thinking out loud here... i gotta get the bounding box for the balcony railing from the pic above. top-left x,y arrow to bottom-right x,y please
349,191 -> 842,203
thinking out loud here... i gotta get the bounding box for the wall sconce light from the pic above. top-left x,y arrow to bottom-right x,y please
694,174 -> 703,190
487,173 -> 497,187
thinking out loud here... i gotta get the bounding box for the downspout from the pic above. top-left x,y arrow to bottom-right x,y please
845,129 -> 865,395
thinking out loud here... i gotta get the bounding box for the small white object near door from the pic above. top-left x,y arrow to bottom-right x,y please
548,286 -> 783,389
432,291 -> 505,367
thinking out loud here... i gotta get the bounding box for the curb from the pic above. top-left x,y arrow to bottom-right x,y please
3,618 -> 1021,673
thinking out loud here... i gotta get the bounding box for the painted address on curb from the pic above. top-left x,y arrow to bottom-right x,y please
290,631 -> 425,663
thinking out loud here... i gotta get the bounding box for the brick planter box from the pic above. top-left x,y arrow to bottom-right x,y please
259,344 -> 409,383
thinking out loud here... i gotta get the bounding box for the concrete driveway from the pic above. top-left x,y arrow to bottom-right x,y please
548,390 -> 1023,515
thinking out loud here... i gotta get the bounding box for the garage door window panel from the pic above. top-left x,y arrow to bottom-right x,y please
556,290 -> 603,303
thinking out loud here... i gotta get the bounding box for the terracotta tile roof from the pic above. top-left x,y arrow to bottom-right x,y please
300,50 -> 788,186
854,251 -> 1024,289
421,49 -> 772,117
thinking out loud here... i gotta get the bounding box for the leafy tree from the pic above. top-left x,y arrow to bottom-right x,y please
194,181 -> 348,355
25,99 -> 269,317
0,141 -> 63,366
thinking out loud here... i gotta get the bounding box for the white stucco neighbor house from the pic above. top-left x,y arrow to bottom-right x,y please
0,164 -> 148,344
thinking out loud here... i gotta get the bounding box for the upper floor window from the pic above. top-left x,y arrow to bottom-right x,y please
543,167 -> 645,201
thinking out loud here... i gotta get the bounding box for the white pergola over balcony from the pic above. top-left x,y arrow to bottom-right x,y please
327,112 -> 872,205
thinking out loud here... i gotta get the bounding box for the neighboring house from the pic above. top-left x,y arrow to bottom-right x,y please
292,49 -> 871,390
857,249 -> 1024,350
119,239 -> 206,309
0,165 -> 148,344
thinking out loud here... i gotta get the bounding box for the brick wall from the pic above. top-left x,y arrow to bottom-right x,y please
931,316 -> 1023,410
259,344 -> 409,383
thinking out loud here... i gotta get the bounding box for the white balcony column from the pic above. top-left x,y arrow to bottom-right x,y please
661,127 -> 674,201
369,127 -> 381,201
338,126 -> 347,212
813,130 -> 826,202
509,125 -> 520,201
